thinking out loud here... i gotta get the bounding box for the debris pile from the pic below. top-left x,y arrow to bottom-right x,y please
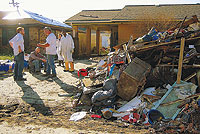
72,15 -> 200,133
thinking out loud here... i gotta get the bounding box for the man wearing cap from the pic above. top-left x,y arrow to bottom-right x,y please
9,27 -> 26,81
37,27 -> 57,77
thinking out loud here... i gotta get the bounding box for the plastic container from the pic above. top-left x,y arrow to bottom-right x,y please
147,109 -> 165,124
101,108 -> 113,119
91,114 -> 102,118
77,69 -> 88,77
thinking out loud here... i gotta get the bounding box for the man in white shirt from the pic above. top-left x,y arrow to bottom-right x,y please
37,27 -> 57,77
9,27 -> 26,81
61,32 -> 75,72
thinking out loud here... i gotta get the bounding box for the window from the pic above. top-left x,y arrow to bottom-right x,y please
2,27 -> 29,46
2,28 -> 16,46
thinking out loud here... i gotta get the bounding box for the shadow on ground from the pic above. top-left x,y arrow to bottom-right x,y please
32,73 -> 78,94
16,81 -> 53,116
0,72 -> 13,80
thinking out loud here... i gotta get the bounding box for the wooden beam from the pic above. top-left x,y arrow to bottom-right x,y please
96,29 -> 100,55
86,27 -> 91,56
177,38 -> 185,84
73,26 -> 79,57
132,36 -> 200,52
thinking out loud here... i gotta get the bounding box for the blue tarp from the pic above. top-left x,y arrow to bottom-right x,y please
24,10 -> 72,29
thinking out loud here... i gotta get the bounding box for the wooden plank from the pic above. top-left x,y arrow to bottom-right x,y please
82,78 -> 102,87
86,27 -> 91,56
175,16 -> 187,39
96,29 -> 100,55
73,26 -> 79,57
157,64 -> 200,68
160,93 -> 200,106
133,36 -> 200,52
177,38 -> 185,84
168,15 -> 199,31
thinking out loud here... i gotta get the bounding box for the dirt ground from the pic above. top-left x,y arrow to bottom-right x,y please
0,59 -> 149,134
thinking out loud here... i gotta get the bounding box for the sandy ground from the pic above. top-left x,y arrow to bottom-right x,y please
0,59 -> 149,134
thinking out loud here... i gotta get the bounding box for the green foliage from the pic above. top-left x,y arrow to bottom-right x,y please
0,55 -> 14,60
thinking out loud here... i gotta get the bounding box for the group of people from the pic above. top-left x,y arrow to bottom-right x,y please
9,26 -> 75,81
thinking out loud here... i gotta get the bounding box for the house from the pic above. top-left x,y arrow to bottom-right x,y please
66,9 -> 121,56
0,9 -> 72,54
65,4 -> 200,56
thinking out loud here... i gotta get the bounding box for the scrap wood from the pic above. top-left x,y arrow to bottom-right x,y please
183,72 -> 197,82
82,77 -> 103,87
113,42 -> 127,50
175,16 -> 187,38
168,15 -> 199,31
142,94 -> 161,104
160,93 -> 200,106
142,94 -> 161,100
131,36 -> 200,52
177,38 -> 185,84
73,80 -> 85,107
157,64 -> 200,68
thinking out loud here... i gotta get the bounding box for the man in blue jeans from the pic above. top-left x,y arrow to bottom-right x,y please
9,27 -> 26,81
29,47 -> 46,74
37,27 -> 57,77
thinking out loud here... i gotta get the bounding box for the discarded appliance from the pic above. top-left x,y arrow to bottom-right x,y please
117,57 -> 151,101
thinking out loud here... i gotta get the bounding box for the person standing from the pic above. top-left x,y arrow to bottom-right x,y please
56,33 -> 64,66
37,27 -> 57,77
9,27 -> 26,81
61,32 -> 75,72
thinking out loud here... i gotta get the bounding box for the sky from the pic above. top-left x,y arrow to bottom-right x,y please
1,0 -> 200,22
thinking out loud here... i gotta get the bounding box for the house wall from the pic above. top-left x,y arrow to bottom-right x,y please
91,33 -> 96,54
118,20 -> 178,44
78,32 -> 86,55
78,31 -> 105,56
28,27 -> 38,52
28,27 -> 61,54
29,27 -> 38,48
118,23 -> 146,44
28,26 -> 47,53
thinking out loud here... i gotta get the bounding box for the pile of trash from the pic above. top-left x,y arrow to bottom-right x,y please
72,15 -> 200,133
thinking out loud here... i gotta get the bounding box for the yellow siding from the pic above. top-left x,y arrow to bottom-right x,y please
78,32 -> 104,56
78,33 -> 86,55
118,23 -> 146,44
39,29 -> 46,43
29,27 -> 38,51
91,33 -> 96,54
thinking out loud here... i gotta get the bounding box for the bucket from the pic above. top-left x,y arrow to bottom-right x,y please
101,108 -> 112,119
78,69 -> 88,77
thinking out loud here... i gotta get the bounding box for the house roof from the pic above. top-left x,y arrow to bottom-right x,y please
66,9 -> 121,23
0,11 -> 12,19
113,4 -> 200,21
65,4 -> 200,24
2,9 -> 71,29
